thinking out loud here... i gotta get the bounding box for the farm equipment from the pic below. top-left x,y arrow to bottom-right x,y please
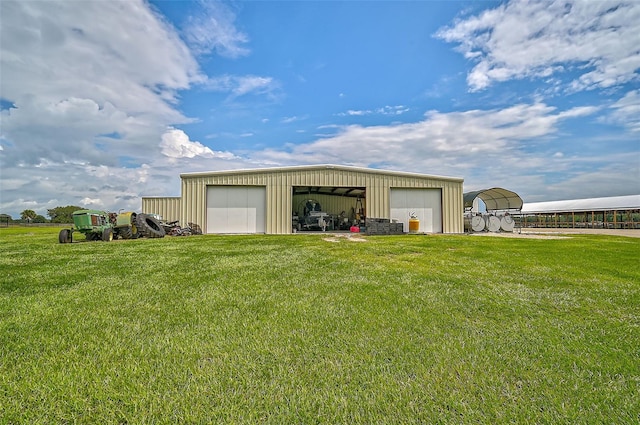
135,213 -> 166,238
58,209 -> 116,243
295,199 -> 332,231
58,210 -> 164,243
154,216 -> 203,236
109,211 -> 140,239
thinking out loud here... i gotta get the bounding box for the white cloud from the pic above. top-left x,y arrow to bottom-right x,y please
1,1 -> 201,105
80,197 -> 101,206
256,102 -> 598,169
160,128 -> 238,161
0,0 -> 634,218
436,0 -> 640,91
539,159 -> 640,200
0,0 -> 254,217
251,102 -> 634,201
0,0 -> 201,168
338,105 -> 410,117
234,76 -> 276,97
205,75 -> 277,98
183,0 -> 249,58
607,90 -> 640,132
281,115 -> 309,124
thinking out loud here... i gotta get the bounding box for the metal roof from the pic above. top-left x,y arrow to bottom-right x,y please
463,188 -> 523,211
521,194 -> 640,214
180,163 -> 463,182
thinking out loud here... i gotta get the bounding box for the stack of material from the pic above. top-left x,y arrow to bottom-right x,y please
364,218 -> 404,235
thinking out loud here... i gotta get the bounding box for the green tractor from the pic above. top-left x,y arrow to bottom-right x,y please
58,209 -> 141,243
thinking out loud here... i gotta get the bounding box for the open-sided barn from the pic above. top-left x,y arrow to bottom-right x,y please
142,164 -> 464,235
520,194 -> 640,229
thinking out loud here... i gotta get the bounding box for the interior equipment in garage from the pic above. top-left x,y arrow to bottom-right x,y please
295,199 -> 332,231
355,197 -> 364,222
292,186 -> 367,232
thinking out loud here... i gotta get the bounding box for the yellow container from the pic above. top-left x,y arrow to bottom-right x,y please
409,217 -> 420,233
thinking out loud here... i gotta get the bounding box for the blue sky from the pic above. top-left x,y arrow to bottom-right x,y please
1,0 -> 638,218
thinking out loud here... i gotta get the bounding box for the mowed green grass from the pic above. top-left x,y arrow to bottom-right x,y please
1,227 -> 638,424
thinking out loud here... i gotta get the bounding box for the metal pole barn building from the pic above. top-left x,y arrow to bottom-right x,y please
520,194 -> 640,229
142,164 -> 464,235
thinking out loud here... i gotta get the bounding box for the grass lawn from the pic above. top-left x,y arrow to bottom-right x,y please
1,227 -> 638,424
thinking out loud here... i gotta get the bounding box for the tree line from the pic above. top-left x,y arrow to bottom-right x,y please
2,206 -> 85,224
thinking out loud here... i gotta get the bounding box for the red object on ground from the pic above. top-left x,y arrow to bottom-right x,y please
350,226 -> 360,233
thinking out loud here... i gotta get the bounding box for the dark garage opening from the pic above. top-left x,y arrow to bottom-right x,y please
292,186 -> 366,231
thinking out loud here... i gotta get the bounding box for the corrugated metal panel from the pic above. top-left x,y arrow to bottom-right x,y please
179,165 -> 464,234
442,183 -> 464,234
182,177 -> 206,230
141,197 -> 181,222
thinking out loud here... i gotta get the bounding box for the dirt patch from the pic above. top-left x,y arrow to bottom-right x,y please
323,234 -> 368,243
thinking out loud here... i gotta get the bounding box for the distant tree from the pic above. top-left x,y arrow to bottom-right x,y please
47,205 -> 83,223
33,215 -> 48,223
20,209 -> 37,222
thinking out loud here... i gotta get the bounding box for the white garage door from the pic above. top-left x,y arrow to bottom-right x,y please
390,188 -> 442,233
207,186 -> 266,234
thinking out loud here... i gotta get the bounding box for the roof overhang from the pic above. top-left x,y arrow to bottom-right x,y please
521,194 -> 640,214
464,188 -> 523,211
